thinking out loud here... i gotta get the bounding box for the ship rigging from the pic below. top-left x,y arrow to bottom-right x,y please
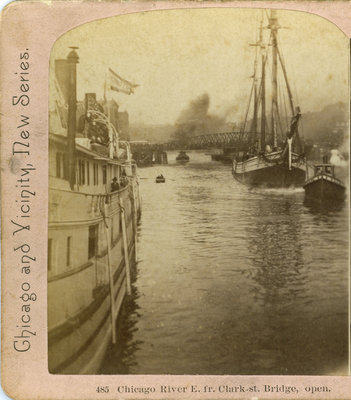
232,10 -> 307,187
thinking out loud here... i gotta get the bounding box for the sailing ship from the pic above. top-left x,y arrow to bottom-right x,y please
48,48 -> 141,374
303,156 -> 346,203
232,11 -> 306,187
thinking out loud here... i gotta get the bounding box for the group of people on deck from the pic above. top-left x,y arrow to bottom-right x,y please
111,169 -> 128,192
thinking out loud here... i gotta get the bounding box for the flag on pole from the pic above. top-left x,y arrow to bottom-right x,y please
106,68 -> 139,96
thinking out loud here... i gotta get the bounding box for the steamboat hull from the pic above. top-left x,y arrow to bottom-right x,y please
232,153 -> 306,188
48,240 -> 136,374
48,263 -> 128,374
303,175 -> 346,203
48,177 -> 141,374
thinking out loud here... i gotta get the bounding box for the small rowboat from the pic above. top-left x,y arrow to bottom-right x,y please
156,175 -> 166,183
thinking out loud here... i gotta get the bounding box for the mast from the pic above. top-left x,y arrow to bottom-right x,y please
259,21 -> 266,153
249,23 -> 262,148
277,46 -> 303,152
269,10 -> 279,149
277,47 -> 294,115
252,78 -> 258,134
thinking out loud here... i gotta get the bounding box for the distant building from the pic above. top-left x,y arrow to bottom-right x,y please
102,99 -> 130,141
117,111 -> 130,141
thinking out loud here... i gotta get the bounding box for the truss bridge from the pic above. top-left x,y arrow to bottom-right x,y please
130,131 -> 252,152
179,131 -> 251,149
130,131 -> 253,166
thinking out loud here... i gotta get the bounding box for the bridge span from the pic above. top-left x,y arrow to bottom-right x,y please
130,131 -> 252,152
129,131 -> 254,166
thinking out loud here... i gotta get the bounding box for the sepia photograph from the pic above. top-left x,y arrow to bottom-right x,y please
47,7 -> 349,378
2,2 -> 351,398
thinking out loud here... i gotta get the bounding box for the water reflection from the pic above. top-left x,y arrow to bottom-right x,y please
248,197 -> 305,299
243,194 -> 306,374
304,196 -> 346,215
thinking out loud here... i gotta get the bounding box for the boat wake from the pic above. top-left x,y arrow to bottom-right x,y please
250,187 -> 304,195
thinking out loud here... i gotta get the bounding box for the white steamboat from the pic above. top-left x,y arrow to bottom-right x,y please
48,48 -> 141,374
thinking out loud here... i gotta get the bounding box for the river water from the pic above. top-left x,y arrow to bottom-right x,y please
101,151 -> 349,376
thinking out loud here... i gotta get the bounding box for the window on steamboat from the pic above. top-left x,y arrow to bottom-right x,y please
88,225 -> 98,259
93,164 -> 99,185
56,153 -> 69,180
87,161 -> 90,185
82,161 -> 85,185
66,236 -> 72,267
103,165 -> 107,185
78,160 -> 85,185
63,154 -> 68,180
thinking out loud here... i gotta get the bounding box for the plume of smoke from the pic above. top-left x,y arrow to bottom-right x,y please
173,93 -> 229,144
330,149 -> 348,167
336,134 -> 350,160
330,148 -> 349,186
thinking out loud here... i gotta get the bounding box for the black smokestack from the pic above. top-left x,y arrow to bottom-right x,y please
67,47 -> 79,189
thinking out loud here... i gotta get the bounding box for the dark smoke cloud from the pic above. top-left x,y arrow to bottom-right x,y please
173,93 -> 229,144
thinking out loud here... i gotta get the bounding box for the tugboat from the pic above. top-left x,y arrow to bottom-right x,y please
303,157 -> 346,203
155,174 -> 166,183
232,11 -> 306,187
176,150 -> 190,164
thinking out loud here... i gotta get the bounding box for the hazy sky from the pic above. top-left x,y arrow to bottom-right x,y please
50,8 -> 349,126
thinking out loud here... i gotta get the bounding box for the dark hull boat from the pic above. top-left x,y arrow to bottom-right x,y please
155,176 -> 166,183
233,152 -> 305,187
232,11 -> 306,187
303,163 -> 346,203
176,151 -> 190,163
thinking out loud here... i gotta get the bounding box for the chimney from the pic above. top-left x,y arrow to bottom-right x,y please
67,47 -> 79,190
55,59 -> 69,103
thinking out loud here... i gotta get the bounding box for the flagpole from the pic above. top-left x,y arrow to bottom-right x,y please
105,70 -> 110,122
106,67 -> 139,159
104,70 -> 107,103
104,69 -> 114,158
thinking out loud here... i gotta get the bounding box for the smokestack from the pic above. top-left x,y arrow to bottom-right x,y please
55,59 -> 69,102
67,47 -> 79,189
